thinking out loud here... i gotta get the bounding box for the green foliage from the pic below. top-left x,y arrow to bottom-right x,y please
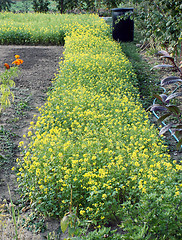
61,211 -> 81,238
22,212 -> 46,233
0,0 -> 13,11
120,41 -> 156,108
54,0 -> 97,13
32,0 -> 50,12
0,126 -> 15,168
10,0 -> 34,13
7,185 -> 19,240
54,0 -> 79,13
0,55 -> 23,164
9,1 -> 58,13
54,0 -> 63,13
75,227 -> 123,239
0,55 -> 23,111
103,0 -> 119,8
121,183 -> 182,239
133,0 -> 182,59
0,66 -> 17,111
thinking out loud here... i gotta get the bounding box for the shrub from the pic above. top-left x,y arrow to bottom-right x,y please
0,0 -> 12,11
32,0 -> 50,13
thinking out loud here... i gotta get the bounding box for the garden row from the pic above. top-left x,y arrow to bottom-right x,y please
0,12 -> 109,45
10,14 -> 182,239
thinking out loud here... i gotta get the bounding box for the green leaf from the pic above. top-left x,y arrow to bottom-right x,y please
61,215 -> 69,233
68,227 -> 76,236
176,137 -> 182,150
166,105 -> 181,115
174,130 -> 182,138
157,112 -> 172,124
153,94 -> 163,102
159,123 -> 174,135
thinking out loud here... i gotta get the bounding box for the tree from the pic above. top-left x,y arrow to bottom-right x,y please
133,0 -> 182,60
54,0 -> 95,14
32,0 -> 50,13
103,0 -> 120,8
54,0 -> 64,13
54,0 -> 79,13
0,0 -> 13,11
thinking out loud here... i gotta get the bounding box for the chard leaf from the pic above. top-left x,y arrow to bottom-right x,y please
151,64 -> 174,70
166,92 -> 182,101
160,55 -> 174,61
157,112 -> 172,124
160,94 -> 169,103
157,50 -> 171,57
153,94 -> 163,102
166,105 -> 181,115
161,76 -> 182,86
159,123 -> 174,135
150,104 -> 167,112
153,94 -> 169,103
157,50 -> 174,61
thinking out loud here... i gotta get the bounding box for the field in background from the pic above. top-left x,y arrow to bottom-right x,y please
0,12 -> 111,45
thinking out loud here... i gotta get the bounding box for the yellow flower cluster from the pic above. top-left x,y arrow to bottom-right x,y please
15,14 -> 181,225
0,12 -> 109,45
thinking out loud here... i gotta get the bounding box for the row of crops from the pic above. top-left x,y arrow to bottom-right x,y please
0,12 -> 109,45
1,13 -> 181,238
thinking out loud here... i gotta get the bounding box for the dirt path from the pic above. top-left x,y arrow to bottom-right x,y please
0,45 -> 65,239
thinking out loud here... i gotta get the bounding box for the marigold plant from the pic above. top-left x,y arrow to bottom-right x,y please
0,55 -> 23,111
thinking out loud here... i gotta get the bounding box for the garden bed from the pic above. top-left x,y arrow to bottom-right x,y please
0,45 -> 65,239
0,13 -> 181,239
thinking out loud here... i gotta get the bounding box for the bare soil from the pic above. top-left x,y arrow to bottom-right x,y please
0,45 -> 66,239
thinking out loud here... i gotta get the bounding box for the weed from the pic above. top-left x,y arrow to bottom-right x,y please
0,126 -> 16,169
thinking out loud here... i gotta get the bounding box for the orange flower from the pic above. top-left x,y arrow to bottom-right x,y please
18,59 -> 24,64
12,59 -> 24,66
4,63 -> 10,69
15,55 -> 20,59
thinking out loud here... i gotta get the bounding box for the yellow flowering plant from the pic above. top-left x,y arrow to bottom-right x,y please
0,12 -> 110,45
15,16 -> 181,239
